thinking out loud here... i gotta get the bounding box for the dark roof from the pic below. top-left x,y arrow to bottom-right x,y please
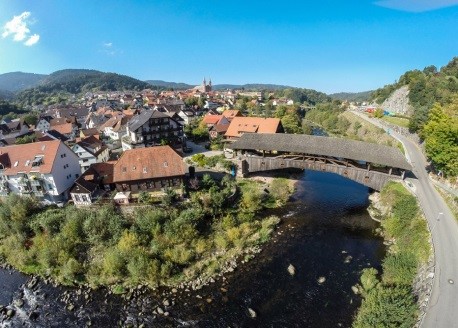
229,133 -> 411,170
128,110 -> 174,131
127,110 -> 153,131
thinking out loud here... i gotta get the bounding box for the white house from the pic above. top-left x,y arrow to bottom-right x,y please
0,140 -> 81,202
71,136 -> 110,173
35,117 -> 52,132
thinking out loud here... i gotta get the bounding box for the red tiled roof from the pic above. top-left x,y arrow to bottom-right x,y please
112,146 -> 185,183
50,123 -> 73,135
225,117 -> 282,138
222,110 -> 241,119
0,140 -> 62,175
202,114 -> 222,125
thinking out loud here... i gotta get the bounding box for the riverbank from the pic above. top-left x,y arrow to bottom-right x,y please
0,175 -> 294,295
354,182 -> 432,327
0,170 -> 386,327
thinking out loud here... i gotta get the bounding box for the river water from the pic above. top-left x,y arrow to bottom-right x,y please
0,170 -> 385,327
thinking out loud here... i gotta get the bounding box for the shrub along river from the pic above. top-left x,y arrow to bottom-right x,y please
0,170 -> 385,327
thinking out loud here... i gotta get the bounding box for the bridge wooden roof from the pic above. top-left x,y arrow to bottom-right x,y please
228,133 -> 412,170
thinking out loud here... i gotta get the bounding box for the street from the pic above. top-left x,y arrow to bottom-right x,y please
352,111 -> 458,328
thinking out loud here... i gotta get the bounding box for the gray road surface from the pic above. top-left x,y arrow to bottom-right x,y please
352,111 -> 458,328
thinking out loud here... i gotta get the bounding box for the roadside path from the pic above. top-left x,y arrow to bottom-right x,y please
351,111 -> 458,328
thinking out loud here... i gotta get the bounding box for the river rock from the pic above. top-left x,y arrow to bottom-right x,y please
13,299 -> 24,308
6,308 -> 15,318
171,288 -> 178,293
317,276 -> 326,284
67,304 -> 75,311
344,256 -> 353,264
351,285 -> 359,294
164,311 -> 170,316
287,264 -> 296,276
163,299 -> 170,307
27,277 -> 38,289
248,308 -> 257,318
157,307 -> 164,315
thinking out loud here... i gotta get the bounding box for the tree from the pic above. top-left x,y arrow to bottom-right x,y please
422,102 -> 458,176
23,114 -> 38,126
15,134 -> 35,144
281,114 -> 301,134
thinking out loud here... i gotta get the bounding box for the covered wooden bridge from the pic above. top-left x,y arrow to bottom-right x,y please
227,133 -> 412,191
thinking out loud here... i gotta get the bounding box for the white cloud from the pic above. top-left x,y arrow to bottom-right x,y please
24,34 -> 40,46
2,12 -> 40,46
100,42 -> 123,56
375,0 -> 458,12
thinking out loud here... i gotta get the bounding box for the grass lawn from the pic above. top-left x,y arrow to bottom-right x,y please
381,116 -> 410,128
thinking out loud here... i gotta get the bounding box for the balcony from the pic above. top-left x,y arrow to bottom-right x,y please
30,179 -> 43,187
33,190 -> 45,197
17,178 -> 29,187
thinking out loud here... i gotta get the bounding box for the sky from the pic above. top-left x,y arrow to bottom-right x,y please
1,0 -> 458,93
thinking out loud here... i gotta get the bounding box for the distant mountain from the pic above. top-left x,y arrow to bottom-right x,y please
0,72 -> 47,93
145,80 -> 193,90
37,69 -> 151,92
213,83 -> 291,91
14,69 -> 153,106
329,91 -> 373,102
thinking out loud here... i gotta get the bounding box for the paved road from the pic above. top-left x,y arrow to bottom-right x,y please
352,111 -> 458,328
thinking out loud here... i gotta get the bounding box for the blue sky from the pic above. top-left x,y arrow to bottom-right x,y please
1,0 -> 458,93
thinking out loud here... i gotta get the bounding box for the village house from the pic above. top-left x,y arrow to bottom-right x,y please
112,145 -> 186,193
71,136 -> 110,173
69,162 -> 114,206
35,116 -> 53,132
0,119 -> 30,142
224,116 -> 284,141
122,110 -> 183,150
0,140 -> 81,202
69,146 -> 186,205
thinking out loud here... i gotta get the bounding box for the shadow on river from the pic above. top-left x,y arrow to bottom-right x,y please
0,170 -> 385,327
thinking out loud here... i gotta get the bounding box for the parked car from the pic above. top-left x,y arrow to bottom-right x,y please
183,146 -> 193,153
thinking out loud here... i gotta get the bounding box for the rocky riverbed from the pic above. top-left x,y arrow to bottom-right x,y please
1,170 -> 386,327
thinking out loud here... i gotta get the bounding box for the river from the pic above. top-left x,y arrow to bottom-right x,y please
0,170 -> 385,327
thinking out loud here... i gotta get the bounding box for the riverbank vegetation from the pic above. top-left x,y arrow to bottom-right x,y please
304,103 -> 401,148
0,175 -> 289,290
353,182 -> 431,328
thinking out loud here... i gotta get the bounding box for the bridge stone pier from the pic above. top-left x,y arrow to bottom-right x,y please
228,133 -> 412,191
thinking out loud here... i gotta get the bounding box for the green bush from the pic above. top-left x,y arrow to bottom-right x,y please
353,182 -> 430,327
353,285 -> 417,328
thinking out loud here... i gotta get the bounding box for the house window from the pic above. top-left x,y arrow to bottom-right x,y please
63,164 -> 69,169
122,167 -> 127,173
143,167 -> 147,173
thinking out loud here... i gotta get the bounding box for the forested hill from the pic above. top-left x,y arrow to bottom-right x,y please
329,91 -> 373,102
37,69 -> 151,93
145,80 -> 193,90
371,57 -> 458,177
370,57 -> 458,132
274,88 -> 331,105
213,83 -> 291,91
15,69 -> 153,106
0,72 -> 47,92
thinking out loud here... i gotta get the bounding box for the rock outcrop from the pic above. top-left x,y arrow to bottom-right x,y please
381,85 -> 413,115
